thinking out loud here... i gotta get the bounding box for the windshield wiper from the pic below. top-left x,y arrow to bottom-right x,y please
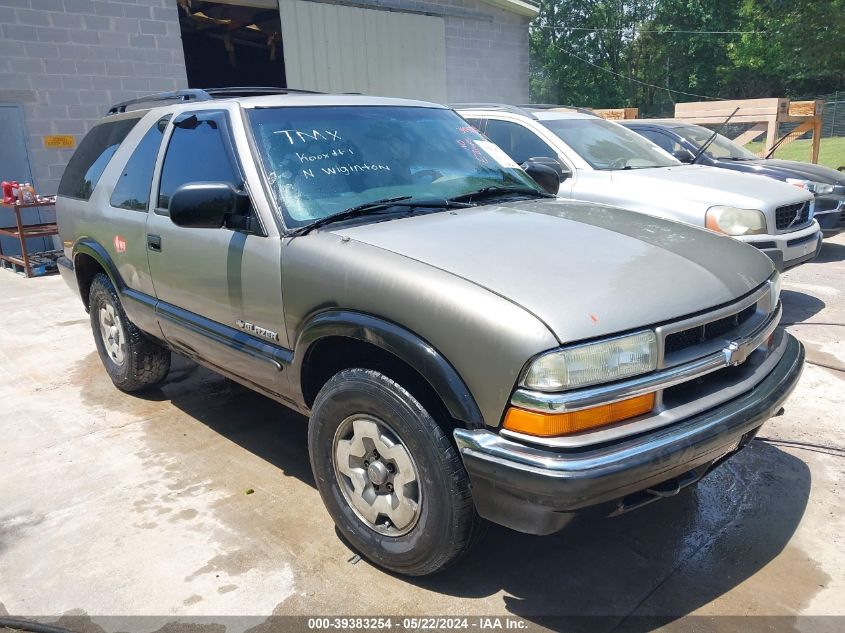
289,196 -> 471,236
691,107 -> 740,164
448,186 -> 554,204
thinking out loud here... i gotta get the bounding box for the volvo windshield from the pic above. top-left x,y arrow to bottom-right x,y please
540,117 -> 680,170
248,106 -> 543,227
674,124 -> 759,161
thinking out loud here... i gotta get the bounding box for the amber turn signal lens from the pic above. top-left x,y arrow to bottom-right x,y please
503,393 -> 655,437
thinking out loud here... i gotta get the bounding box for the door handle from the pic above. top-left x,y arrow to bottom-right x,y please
147,234 -> 162,252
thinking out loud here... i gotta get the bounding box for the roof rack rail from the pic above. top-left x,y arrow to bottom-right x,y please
107,86 -> 324,115
518,103 -> 598,116
449,103 -> 538,120
203,86 -> 322,98
107,89 -> 211,115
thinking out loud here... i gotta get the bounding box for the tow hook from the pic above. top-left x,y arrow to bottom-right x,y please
609,468 -> 702,516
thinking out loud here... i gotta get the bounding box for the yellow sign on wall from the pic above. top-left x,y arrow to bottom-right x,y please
43,135 -> 76,149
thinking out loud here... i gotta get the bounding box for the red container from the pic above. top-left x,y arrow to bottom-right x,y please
2,181 -> 19,205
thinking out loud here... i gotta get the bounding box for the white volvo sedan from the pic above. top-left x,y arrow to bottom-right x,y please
457,104 -> 821,270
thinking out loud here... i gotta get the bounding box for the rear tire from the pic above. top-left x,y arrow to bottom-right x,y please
308,368 -> 485,576
88,273 -> 170,392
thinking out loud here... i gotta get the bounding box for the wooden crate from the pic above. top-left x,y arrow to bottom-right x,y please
788,100 -> 823,117
670,97 -> 824,163
594,108 -> 639,120
674,98 -> 788,123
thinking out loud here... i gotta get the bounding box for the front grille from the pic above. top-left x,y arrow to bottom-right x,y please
664,304 -> 757,355
775,202 -> 810,230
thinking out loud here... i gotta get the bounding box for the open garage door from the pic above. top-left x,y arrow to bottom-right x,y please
278,0 -> 447,102
177,0 -> 286,89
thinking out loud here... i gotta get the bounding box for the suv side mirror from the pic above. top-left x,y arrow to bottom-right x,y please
672,148 -> 695,163
169,182 -> 249,229
521,157 -> 569,194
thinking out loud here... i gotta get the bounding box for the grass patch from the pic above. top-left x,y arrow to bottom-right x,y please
745,137 -> 845,170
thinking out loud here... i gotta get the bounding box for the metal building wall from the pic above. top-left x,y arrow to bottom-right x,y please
278,0 -> 448,102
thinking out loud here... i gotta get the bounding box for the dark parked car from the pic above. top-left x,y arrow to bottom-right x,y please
622,119 -> 845,234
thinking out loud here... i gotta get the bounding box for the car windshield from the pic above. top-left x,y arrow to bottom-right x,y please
674,125 -> 759,161
247,106 -> 542,226
540,117 -> 680,170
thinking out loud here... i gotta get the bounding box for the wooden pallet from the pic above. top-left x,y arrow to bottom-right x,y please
0,249 -> 61,277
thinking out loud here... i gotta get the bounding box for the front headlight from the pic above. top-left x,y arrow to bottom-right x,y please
705,206 -> 768,236
522,331 -> 658,392
770,271 -> 781,308
786,178 -> 835,195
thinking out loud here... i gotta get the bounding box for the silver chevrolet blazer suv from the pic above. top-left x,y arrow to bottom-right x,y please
56,88 -> 804,576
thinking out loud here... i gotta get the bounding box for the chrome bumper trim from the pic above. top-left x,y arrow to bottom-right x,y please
456,333 -> 802,474
511,302 -> 782,415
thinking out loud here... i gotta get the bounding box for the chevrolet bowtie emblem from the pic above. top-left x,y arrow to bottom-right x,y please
723,341 -> 750,366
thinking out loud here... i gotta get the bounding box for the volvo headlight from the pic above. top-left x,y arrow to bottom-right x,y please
522,331 -> 658,392
705,206 -> 767,236
786,178 -> 835,195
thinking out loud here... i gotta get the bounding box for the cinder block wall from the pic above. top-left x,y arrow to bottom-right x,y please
0,0 -> 188,195
0,0 -> 530,195
442,0 -> 530,104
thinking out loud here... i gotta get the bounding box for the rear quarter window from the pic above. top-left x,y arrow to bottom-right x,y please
58,117 -> 140,201
110,116 -> 170,211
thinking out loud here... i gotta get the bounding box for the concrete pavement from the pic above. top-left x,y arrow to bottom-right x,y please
1,234 -> 843,632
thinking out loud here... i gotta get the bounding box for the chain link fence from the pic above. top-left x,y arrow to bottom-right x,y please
819,91 -> 845,138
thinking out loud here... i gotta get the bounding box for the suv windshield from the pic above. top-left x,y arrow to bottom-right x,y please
540,117 -> 679,170
674,125 -> 759,161
248,106 -> 542,226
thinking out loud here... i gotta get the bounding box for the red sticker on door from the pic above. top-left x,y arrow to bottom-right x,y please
114,235 -> 127,253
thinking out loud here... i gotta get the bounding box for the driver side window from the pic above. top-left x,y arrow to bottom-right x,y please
484,119 -> 556,165
158,112 -> 241,210
640,129 -> 683,154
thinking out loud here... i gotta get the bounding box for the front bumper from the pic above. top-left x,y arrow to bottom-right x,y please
739,221 -> 821,271
454,332 -> 804,536
814,194 -> 845,233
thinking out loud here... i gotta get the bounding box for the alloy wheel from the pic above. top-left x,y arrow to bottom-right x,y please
332,414 -> 422,536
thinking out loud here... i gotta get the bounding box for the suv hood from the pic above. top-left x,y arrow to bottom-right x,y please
740,159 -> 845,187
610,164 -> 812,210
335,199 -> 774,343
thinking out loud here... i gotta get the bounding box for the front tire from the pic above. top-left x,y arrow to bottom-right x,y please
308,368 -> 485,576
88,273 -> 171,392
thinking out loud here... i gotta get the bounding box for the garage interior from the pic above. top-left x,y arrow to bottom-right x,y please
176,0 -> 449,100
177,0 -> 287,89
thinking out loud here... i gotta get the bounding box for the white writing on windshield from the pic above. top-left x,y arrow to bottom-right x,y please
274,129 -> 342,144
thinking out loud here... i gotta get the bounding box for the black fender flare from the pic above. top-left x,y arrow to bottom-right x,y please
291,310 -> 485,429
71,239 -> 158,335
73,237 -> 125,290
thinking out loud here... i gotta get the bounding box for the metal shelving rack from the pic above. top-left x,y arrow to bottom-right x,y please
0,197 -> 59,278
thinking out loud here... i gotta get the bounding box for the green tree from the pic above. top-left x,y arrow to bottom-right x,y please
529,1 -> 661,108
726,0 -> 845,98
529,0 -> 845,113
629,0 -> 742,115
